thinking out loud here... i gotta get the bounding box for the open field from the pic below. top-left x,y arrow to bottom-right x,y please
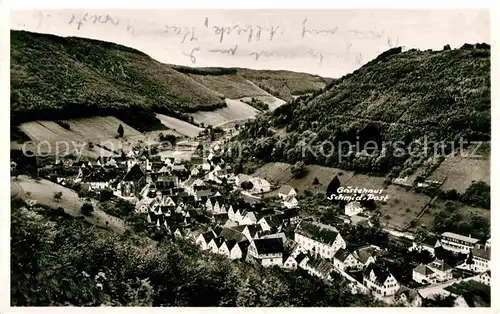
251,162 -> 355,195
240,95 -> 287,111
426,147 -> 490,193
252,162 -> 434,230
189,98 -> 260,127
17,116 -> 151,157
11,176 -> 127,234
188,74 -> 269,99
155,113 -> 203,138
412,198 -> 490,231
377,185 -> 432,230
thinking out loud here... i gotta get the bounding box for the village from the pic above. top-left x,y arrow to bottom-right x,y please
10,125 -> 491,308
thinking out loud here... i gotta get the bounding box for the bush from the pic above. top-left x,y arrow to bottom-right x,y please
240,181 -> 254,190
99,189 -> 114,202
291,161 -> 308,179
81,203 -> 94,216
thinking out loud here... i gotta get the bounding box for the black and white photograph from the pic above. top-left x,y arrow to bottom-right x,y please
5,4 -> 493,308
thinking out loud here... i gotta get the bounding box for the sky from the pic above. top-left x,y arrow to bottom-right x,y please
10,9 -> 490,78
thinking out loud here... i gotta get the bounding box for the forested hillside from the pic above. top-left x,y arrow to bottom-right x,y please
233,44 -> 490,178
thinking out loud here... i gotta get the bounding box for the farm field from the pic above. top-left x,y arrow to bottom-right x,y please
11,176 -> 127,234
240,95 -> 287,111
189,98 -> 260,127
155,113 -> 203,138
376,185 -> 432,231
18,116 -> 149,157
413,198 -> 490,232
426,147 -> 490,193
188,74 -> 269,99
251,162 -> 355,195
252,162 -> 434,231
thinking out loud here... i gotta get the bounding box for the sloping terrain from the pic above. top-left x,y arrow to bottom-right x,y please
237,68 -> 332,102
11,30 -> 225,125
18,116 -> 147,157
189,99 -> 260,127
235,45 -> 490,177
187,73 -> 270,99
155,113 -> 203,138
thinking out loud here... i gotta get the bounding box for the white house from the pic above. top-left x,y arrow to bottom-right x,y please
219,240 -> 245,260
240,211 -> 261,226
196,231 -> 216,251
205,198 -> 213,211
477,270 -> 491,286
249,177 -> 271,194
282,253 -> 298,270
363,263 -> 400,299
257,215 -> 283,232
427,259 -> 453,282
282,195 -> 299,209
333,248 -> 363,271
248,238 -> 284,267
440,232 -> 480,254
408,238 -> 441,257
207,237 -> 225,254
278,185 -> 297,199
485,238 -> 491,249
412,264 -> 437,284
344,201 -> 364,216
471,246 -> 490,273
294,221 -> 346,259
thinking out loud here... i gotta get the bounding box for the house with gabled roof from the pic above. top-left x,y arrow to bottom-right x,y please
408,237 -> 441,257
231,224 -> 262,241
363,263 -> 400,299
282,252 -> 298,270
278,185 -> 297,200
412,264 -> 437,284
240,211 -> 261,225
219,227 -> 249,243
353,245 -> 379,267
248,238 -> 284,267
207,237 -> 225,254
333,248 -> 363,271
477,270 -> 491,286
344,201 -> 364,216
282,195 -> 299,209
427,258 -> 453,282
471,245 -> 490,273
196,231 -> 216,251
294,221 -> 346,259
257,215 -> 283,232
218,239 -> 247,260
304,256 -> 335,280
284,239 -> 307,258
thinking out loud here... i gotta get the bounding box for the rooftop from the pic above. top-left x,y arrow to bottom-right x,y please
253,238 -> 284,255
441,232 -> 479,244
295,221 -> 339,245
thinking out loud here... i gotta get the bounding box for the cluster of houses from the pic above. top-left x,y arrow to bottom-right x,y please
32,140 -> 490,307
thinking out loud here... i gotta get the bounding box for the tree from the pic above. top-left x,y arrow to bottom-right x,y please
99,189 -> 114,202
81,203 -> 94,216
312,177 -> 319,185
241,181 -> 254,190
291,161 -> 308,179
117,124 -> 124,138
53,192 -> 63,202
